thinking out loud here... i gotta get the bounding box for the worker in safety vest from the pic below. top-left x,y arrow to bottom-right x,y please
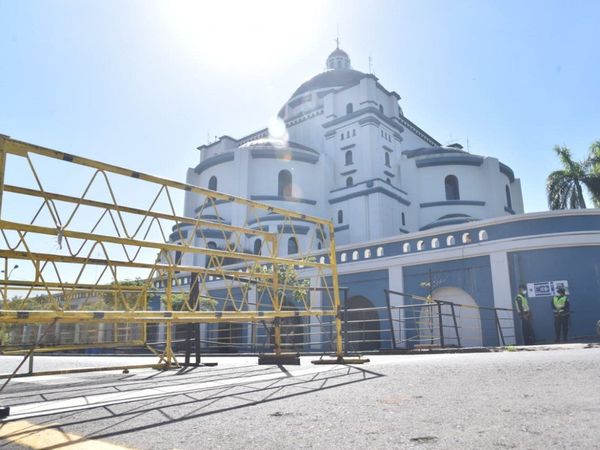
552,287 -> 570,343
515,284 -> 535,345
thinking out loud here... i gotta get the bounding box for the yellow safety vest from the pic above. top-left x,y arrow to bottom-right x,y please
515,294 -> 529,312
553,295 -> 567,311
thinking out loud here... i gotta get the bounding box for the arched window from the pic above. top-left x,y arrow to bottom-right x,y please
446,235 -> 455,246
352,250 -> 359,260
379,104 -> 384,114
402,243 -> 411,253
346,177 -> 353,187
417,240 -> 425,251
253,239 -> 262,255
278,170 -> 292,197
288,237 -> 298,255
478,230 -> 488,241
346,103 -> 353,114
337,210 -> 343,224
341,133 -> 344,141
376,246 -> 384,257
340,252 -> 347,262
364,249 -> 371,258
505,185 -> 512,209
319,256 -> 326,264
401,212 -> 406,226
208,176 -> 218,191
462,232 -> 472,244
431,238 -> 440,249
385,152 -> 390,167
345,151 -> 353,165
352,129 -> 356,136
445,175 -> 460,200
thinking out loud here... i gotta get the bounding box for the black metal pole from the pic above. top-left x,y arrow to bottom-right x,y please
436,301 -> 445,347
494,308 -> 506,346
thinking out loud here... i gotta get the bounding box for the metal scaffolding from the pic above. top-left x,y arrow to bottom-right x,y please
0,134 -> 343,369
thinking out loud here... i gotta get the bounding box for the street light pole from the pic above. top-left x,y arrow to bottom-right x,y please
2,260 -> 19,306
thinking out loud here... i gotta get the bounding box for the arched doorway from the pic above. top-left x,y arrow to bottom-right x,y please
430,287 -> 483,347
345,295 -> 381,352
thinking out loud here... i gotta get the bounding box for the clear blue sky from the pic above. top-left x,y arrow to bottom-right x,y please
1,0 -> 599,214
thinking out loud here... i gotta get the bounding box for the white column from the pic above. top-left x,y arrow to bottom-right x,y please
388,265 -> 405,346
490,251 -> 516,345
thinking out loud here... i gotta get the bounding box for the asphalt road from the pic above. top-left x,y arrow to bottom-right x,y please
1,347 -> 599,449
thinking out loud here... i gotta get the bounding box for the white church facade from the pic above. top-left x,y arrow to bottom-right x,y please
184,47 -> 523,252
164,47 -> 600,349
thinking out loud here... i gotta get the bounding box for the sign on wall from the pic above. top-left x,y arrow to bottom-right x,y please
526,280 -> 569,298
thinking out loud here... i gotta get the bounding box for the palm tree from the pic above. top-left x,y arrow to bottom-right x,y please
546,142 -> 600,210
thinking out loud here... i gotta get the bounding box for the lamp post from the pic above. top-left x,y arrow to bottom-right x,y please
2,261 -> 19,306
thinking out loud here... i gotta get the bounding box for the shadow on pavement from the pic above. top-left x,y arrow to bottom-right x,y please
0,364 -> 384,449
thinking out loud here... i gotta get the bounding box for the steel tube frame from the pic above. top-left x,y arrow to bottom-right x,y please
0,135 -> 345,367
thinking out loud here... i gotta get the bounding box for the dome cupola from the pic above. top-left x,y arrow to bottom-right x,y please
326,41 -> 351,70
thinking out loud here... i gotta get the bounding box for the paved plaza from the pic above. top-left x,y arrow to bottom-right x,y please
1,346 -> 599,449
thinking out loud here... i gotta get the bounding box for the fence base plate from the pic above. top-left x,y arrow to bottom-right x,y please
311,356 -> 370,365
258,353 -> 300,365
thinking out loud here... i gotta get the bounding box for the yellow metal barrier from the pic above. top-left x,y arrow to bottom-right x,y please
0,134 -> 342,367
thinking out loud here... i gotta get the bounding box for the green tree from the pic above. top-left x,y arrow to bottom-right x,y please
546,142 -> 600,210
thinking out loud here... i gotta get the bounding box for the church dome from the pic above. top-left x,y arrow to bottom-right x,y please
289,69 -> 367,98
287,45 -> 366,99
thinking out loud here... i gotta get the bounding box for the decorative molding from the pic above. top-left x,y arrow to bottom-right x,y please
396,115 -> 440,146
250,148 -> 319,164
359,116 -> 380,127
334,224 -> 350,232
195,229 -> 233,239
382,145 -> 394,152
194,151 -> 235,174
247,214 -> 316,226
415,155 -> 484,168
341,169 -> 357,176
277,225 -> 310,235
250,195 -> 317,205
329,186 -> 410,206
420,200 -> 486,208
340,144 -> 356,150
194,199 -> 231,213
322,106 -> 405,135
330,177 -> 408,195
383,170 -> 395,178
499,163 -> 516,182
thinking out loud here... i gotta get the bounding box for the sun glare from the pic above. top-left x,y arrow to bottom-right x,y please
158,1 -> 322,71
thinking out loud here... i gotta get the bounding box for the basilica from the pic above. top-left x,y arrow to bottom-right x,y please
184,46 -> 523,249
171,47 -> 599,347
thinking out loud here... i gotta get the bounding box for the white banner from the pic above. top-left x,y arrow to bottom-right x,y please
526,280 -> 569,298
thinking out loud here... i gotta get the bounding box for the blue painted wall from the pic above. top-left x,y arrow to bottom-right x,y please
402,256 -> 502,346
338,270 -> 391,349
508,246 -> 600,343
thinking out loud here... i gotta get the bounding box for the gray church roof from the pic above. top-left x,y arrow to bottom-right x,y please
402,146 -> 468,158
290,69 -> 368,98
